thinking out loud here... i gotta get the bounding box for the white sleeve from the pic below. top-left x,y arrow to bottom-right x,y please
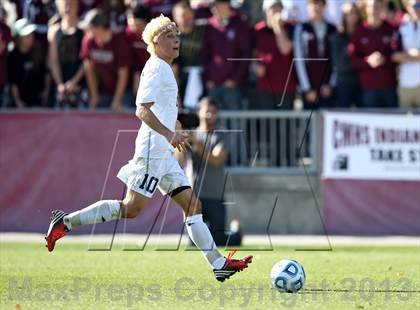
293,24 -> 311,92
136,62 -> 161,106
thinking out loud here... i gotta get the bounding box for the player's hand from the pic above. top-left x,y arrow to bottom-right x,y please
305,90 -> 317,103
169,131 -> 191,152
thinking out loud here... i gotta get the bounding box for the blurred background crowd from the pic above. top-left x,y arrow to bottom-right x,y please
0,0 -> 419,111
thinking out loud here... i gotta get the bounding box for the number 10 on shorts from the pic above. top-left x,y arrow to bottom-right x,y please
138,173 -> 159,194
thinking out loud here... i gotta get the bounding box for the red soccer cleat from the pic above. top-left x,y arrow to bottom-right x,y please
213,249 -> 253,282
45,210 -> 69,252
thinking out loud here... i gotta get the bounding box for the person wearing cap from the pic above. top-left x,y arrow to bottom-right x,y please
79,9 -> 132,110
7,18 -> 48,108
0,9 -> 12,107
202,0 -> 251,110
254,0 -> 296,109
48,0 -> 86,108
392,0 -> 420,107
125,5 -> 151,96
45,14 -> 253,282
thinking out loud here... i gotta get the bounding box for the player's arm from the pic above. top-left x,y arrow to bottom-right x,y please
136,103 -> 190,151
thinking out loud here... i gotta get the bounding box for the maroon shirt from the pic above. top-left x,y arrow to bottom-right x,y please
202,13 -> 251,86
125,26 -> 149,73
80,33 -> 132,95
254,21 -> 296,94
0,21 -> 12,86
349,21 -> 400,90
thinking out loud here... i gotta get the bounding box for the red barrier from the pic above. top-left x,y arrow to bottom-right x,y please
322,179 -> 420,235
0,112 -> 184,234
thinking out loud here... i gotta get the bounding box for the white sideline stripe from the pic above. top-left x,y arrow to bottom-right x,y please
1,233 -> 419,246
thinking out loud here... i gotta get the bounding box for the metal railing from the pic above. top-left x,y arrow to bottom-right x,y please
218,110 -> 319,175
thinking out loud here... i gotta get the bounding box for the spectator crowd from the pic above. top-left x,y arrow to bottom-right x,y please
0,0 -> 419,110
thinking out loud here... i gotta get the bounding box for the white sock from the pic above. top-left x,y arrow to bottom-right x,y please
185,214 -> 226,269
63,200 -> 121,230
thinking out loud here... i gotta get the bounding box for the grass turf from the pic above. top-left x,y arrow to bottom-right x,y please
0,242 -> 419,309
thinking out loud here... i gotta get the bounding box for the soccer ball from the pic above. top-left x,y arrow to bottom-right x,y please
270,259 -> 306,293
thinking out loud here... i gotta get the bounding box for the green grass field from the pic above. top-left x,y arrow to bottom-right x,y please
1,242 -> 419,309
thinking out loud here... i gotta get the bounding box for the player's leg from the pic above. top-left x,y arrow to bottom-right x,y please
170,187 -> 225,267
64,188 -> 150,229
45,188 -> 150,251
45,156 -> 165,251
160,157 -> 252,281
170,187 -> 253,282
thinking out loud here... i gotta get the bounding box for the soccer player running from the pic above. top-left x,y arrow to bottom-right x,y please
45,14 -> 252,282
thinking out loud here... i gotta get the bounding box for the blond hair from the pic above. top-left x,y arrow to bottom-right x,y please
142,14 -> 174,55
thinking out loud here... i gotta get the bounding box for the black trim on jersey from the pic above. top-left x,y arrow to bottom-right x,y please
168,186 -> 191,197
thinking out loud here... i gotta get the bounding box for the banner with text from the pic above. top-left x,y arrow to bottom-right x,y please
322,112 -> 420,181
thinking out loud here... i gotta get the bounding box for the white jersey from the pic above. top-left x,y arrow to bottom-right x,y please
135,55 -> 178,158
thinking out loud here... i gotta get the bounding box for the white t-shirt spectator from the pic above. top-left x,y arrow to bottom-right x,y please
135,55 -> 178,158
398,21 -> 420,88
